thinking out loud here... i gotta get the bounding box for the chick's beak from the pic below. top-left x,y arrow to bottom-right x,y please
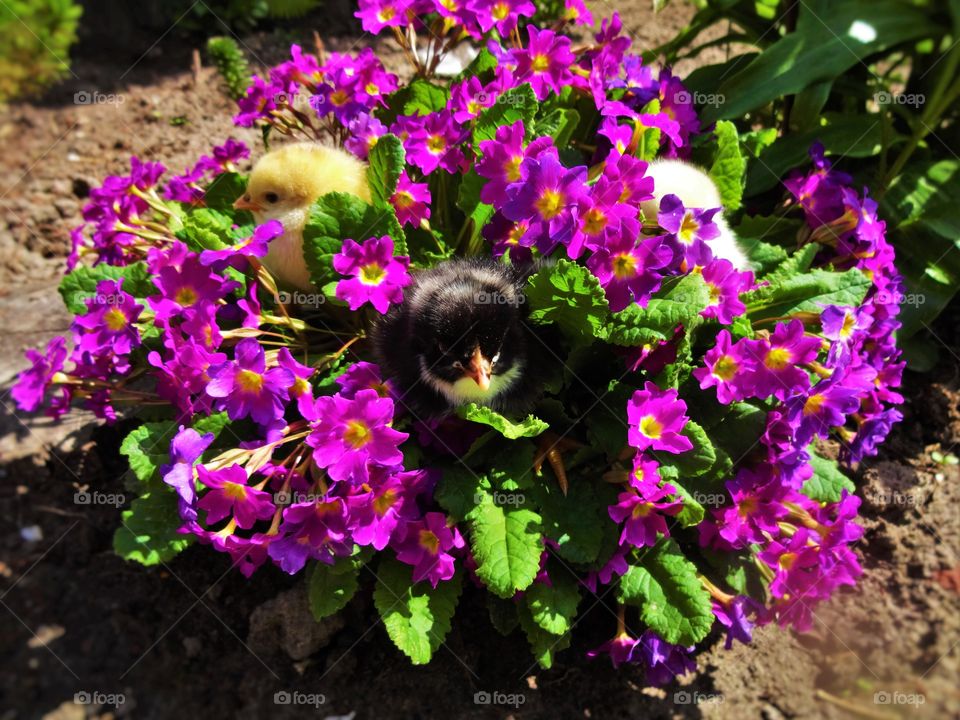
466,346 -> 493,391
233,194 -> 263,212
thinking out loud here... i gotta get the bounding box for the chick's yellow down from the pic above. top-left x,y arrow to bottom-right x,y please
234,143 -> 371,290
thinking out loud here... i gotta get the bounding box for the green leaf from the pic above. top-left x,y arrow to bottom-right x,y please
467,488 -> 543,599
119,421 -> 177,487
671,421 -> 717,477
532,474 -> 617,565
367,134 -> 405,207
600,273 -> 709,344
533,107 -> 580,147
617,538 -> 714,646
435,464 -> 488,522
373,557 -> 463,665
525,258 -> 611,341
113,491 -> 193,566
302,191 -> 405,287
454,47 -> 498,83
709,120 -> 745,211
176,208 -> 233,252
702,1 -> 938,123
308,558 -> 360,620
487,595 -> 520,636
456,403 -> 548,440
401,79 -> 450,116
203,171 -> 249,215
473,83 -> 538,147
745,267 -> 872,320
518,601 -> 571,669
802,450 -> 855,502
708,402 -> 768,462
59,261 -> 155,314
666,478 -> 706,528
524,569 -> 580,635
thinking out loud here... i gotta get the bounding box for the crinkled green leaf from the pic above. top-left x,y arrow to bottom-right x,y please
745,266 -> 872,320
59,261 -> 155,315
373,557 -> 462,665
456,403 -> 548,440
454,47 -> 498,83
120,421 -> 178,489
671,421 -> 717,477
709,120 -> 745,211
473,83 -> 538,147
532,473 -> 617,565
525,258 -> 610,341
617,538 -> 714,646
367,133 -> 405,207
302,191 -> 406,287
524,569 -> 580,635
467,488 -> 543,599
600,273 -> 709,344
308,557 -> 360,620
203,171 -> 249,215
113,491 -> 193,566
518,601 -> 571,669
802,450 -> 855,502
176,208 -> 232,252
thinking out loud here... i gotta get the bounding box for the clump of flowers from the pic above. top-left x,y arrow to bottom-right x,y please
13,0 -> 904,680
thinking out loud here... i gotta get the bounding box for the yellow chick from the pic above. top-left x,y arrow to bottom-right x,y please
233,142 -> 371,290
640,159 -> 750,270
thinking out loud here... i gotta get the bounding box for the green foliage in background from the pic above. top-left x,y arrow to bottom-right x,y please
207,36 -> 252,100
0,0 -> 82,101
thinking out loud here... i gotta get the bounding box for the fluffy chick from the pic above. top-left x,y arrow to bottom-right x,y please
234,142 -> 371,290
371,257 -> 540,419
641,159 -> 749,270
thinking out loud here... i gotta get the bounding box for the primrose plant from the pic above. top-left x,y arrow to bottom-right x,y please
13,0 -> 904,677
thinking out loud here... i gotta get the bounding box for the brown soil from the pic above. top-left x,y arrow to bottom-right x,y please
1,2 -> 958,719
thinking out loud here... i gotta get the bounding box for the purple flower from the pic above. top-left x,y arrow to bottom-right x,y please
347,468 -> 433,550
740,320 -> 822,401
700,258 -> 753,325
161,425 -> 215,520
637,630 -> 696,685
713,596 -> 760,650
393,511 -> 464,587
12,336 -> 68,413
199,220 -> 282,267
626,381 -> 693,454
470,0 -> 535,35
587,235 -> 673,311
72,279 -> 144,357
333,235 -> 412,313
608,482 -> 681,548
268,498 -> 352,573
511,27 -> 576,100
390,172 -> 431,228
336,361 -> 391,399
449,76 -> 497,124
587,633 -> 641,668
784,362 -> 876,445
820,304 -> 873,343
658,194 -> 721,267
693,330 -> 750,405
196,463 -> 275,529
354,0 -> 413,32
306,388 -> 408,484
277,347 -> 316,417
206,338 -> 295,425
345,113 -> 388,160
403,110 -> 467,175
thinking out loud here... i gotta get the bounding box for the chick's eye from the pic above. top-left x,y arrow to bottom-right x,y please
491,352 -> 501,365
264,192 -> 280,204
452,360 -> 464,370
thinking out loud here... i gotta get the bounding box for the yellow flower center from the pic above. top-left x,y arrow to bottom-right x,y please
678,211 -> 700,245
492,2 -> 510,20
359,263 -> 386,285
507,221 -> 528,245
803,393 -> 826,416
222,481 -> 248,501
175,287 -> 198,307
840,312 -> 857,339
639,414 -> 663,439
344,420 -> 372,448
373,488 -> 399,516
419,528 -> 441,554
427,134 -> 447,154
612,252 -> 637,279
764,347 -> 792,370
504,155 -> 523,182
631,502 -> 653,519
292,376 -> 310,397
104,307 -> 128,332
779,552 -> 798,571
582,208 -> 608,236
365,82 -> 379,95
531,54 -> 550,73
236,369 -> 264,393
330,89 -> 350,107
534,189 -> 564,219
377,5 -> 396,21
713,354 -> 739,381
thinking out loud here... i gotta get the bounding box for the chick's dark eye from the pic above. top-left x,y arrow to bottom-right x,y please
264,192 -> 280,204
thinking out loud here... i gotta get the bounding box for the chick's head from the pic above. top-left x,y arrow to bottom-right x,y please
234,143 -> 371,231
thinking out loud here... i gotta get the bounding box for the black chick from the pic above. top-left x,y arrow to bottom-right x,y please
371,257 -> 541,419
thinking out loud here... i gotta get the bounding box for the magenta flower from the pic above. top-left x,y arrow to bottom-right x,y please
608,483 -> 681,548
784,363 -> 875,444
335,361 -> 392,399
306,388 -> 408,484
568,175 -> 641,260
586,235 -> 673,312
628,454 -> 662,491
390,172 -> 431,228
626,381 -> 693,454
199,219 -> 282,267
393,511 -> 464,587
587,633 -> 641,668
277,347 -> 316,418
348,468 -> 434,550
700,258 -> 753,325
449,76 -> 497,124
12,336 -> 68,413
333,235 -> 412,313
820,304 -> 873,343
511,27 -> 576,100
637,630 -> 696,685
713,468 -> 790,547
470,0 -> 535,35
740,319 -> 821,400
149,248 -> 236,323
268,498 -> 352,573
345,113 -> 388,160
658,194 -> 721,267
476,121 -> 552,206
72,279 -> 143,357
196,463 -> 275,529
693,329 -> 750,405
713,596 -> 762,650
502,148 -> 588,254
206,338 -> 295,425
161,425 -> 215,520
403,110 -> 467,175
